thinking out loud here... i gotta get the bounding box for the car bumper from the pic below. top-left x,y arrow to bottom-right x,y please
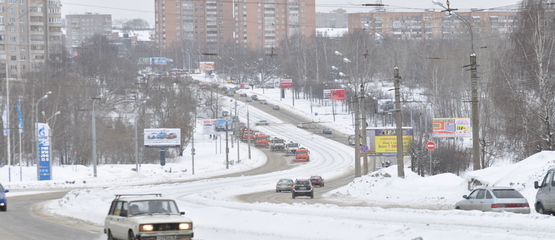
490,208 -> 530,214
138,231 -> 194,240
276,186 -> 292,191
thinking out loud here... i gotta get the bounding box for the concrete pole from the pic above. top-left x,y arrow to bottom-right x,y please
361,84 -> 368,174
354,87 -> 361,178
471,53 -> 480,170
394,67 -> 404,178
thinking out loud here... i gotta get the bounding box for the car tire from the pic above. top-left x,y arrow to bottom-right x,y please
0,206 -> 5,211
292,195 -> 296,199
128,230 -> 137,240
310,194 -> 314,199
107,230 -> 115,240
536,203 -> 548,214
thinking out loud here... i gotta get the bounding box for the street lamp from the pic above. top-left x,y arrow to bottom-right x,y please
35,91 -> 51,180
433,0 -> 480,170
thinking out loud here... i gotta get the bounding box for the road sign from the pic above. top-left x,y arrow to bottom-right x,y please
360,144 -> 369,153
426,141 -> 436,150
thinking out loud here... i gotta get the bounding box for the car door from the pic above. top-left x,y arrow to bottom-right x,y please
481,189 -> 495,211
461,189 -> 484,210
108,201 -> 128,239
538,171 -> 554,211
547,171 -> 555,211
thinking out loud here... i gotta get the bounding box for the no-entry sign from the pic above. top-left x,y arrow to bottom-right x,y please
426,141 -> 436,150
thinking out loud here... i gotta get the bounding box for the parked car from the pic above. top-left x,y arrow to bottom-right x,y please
534,168 -> 555,214
455,186 -> 530,214
256,120 -> 269,126
104,194 -> 194,240
272,105 -> 280,110
309,176 -> 325,187
292,179 -> 314,199
0,183 -> 9,211
276,178 -> 294,192
322,128 -> 332,134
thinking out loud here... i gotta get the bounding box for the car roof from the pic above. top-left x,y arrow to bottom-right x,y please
473,186 -> 516,190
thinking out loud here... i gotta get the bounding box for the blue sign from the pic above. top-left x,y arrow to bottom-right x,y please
37,123 -> 51,181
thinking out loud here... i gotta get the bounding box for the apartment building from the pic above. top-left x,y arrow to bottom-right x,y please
316,8 -> 347,28
0,0 -> 62,79
348,10 -> 517,40
154,0 -> 316,50
65,12 -> 112,56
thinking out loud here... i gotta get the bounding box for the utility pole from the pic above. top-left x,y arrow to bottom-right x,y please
361,84 -> 368,174
354,87 -> 361,178
471,53 -> 479,170
394,67 -> 404,178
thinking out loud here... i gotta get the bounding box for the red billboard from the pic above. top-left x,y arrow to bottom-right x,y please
280,79 -> 292,89
324,89 -> 345,101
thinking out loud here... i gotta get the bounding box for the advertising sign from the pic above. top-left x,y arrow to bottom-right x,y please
377,99 -> 395,113
199,61 -> 215,71
432,118 -> 471,138
280,79 -> 292,89
202,119 -> 233,135
366,127 -> 413,156
37,123 -> 51,181
144,128 -> 181,148
323,89 -> 346,101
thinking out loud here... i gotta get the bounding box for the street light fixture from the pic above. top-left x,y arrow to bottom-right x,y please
35,91 -> 52,180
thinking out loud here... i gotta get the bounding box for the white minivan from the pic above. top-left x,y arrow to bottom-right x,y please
534,168 -> 555,214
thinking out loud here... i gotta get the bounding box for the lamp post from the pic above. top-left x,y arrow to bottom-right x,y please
35,91 -> 51,180
433,0 -> 480,170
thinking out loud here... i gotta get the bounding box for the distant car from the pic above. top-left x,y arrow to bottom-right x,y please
455,186 -> 530,214
246,98 -> 253,102
256,120 -> 269,126
348,135 -> 356,145
104,194 -> 194,240
239,93 -> 247,97
0,183 -> 9,211
309,176 -> 324,187
272,105 -> 280,110
292,179 -> 314,199
322,128 -> 332,134
297,122 -> 308,128
276,178 -> 294,192
259,99 -> 268,105
251,95 -> 258,101
222,111 -> 230,117
166,133 -> 177,139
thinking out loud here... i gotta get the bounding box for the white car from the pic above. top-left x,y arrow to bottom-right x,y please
104,194 -> 194,240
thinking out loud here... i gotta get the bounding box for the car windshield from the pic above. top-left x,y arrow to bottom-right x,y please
492,189 -> 524,198
296,150 -> 308,155
129,200 -> 180,215
279,179 -> 292,183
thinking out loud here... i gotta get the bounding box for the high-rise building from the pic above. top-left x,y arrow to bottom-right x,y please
0,0 -> 63,79
348,10 -> 517,40
65,13 -> 112,56
154,0 -> 316,50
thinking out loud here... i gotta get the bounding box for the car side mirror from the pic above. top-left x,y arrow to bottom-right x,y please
180,212 -> 185,215
534,181 -> 540,189
462,195 -> 468,199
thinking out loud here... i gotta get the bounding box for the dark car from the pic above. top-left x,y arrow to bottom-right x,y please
322,128 -> 332,134
0,183 -> 8,211
292,179 -> 314,199
309,176 -> 324,187
272,105 -> 280,110
251,95 -> 258,101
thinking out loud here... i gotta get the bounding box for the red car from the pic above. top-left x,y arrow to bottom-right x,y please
309,176 -> 324,187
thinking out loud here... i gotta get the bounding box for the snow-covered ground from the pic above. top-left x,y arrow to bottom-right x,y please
3,74 -> 555,239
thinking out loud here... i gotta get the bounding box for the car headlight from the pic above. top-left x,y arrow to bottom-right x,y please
179,223 -> 192,230
140,224 -> 154,231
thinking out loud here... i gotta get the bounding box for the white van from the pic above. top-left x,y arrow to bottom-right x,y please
534,168 -> 555,214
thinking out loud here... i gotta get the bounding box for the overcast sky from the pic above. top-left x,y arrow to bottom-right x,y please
61,0 -> 521,26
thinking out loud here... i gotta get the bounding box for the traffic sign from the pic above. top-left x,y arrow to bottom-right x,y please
360,144 -> 369,153
426,141 -> 436,150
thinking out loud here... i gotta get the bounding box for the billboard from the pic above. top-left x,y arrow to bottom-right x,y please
432,118 -> 471,138
377,99 -> 395,113
144,128 -> 181,148
280,79 -> 292,89
323,89 -> 346,101
366,127 -> 413,156
202,119 -> 233,135
199,61 -> 215,71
